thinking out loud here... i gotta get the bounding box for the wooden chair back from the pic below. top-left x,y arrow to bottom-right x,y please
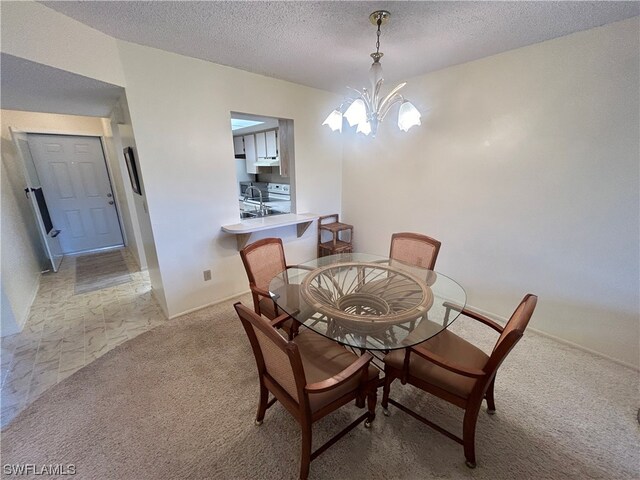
390,232 -> 441,270
234,302 -> 306,404
485,294 -> 538,375
240,237 -> 287,293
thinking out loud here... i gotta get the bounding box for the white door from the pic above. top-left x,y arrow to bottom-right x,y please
27,134 -> 124,254
9,129 -> 63,272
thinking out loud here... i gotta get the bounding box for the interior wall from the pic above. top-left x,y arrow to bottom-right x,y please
117,41 -> 343,317
1,285 -> 20,336
116,121 -> 166,314
341,17 -> 640,367
1,150 -> 41,334
102,94 -> 154,273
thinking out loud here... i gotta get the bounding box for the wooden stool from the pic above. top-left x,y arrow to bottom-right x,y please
318,214 -> 353,257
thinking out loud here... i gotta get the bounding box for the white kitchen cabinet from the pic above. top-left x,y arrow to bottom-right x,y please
233,136 -> 244,157
244,134 -> 257,174
266,130 -> 278,157
255,130 -> 278,158
255,131 -> 267,158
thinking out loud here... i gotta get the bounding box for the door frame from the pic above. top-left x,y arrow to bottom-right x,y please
10,127 -> 129,252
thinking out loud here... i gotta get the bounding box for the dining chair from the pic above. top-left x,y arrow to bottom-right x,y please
240,237 -> 297,339
234,302 -> 379,480
389,232 -> 441,270
356,233 -> 441,319
381,294 -> 538,468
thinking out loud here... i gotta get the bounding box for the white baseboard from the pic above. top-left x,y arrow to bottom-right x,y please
169,289 -> 251,320
149,289 -> 169,318
167,293 -> 639,371
525,325 -> 639,371
465,303 -> 639,372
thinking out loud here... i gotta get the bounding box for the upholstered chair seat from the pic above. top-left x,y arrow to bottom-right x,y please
294,330 -> 379,413
384,330 -> 489,399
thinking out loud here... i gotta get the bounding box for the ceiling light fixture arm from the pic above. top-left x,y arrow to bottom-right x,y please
378,82 -> 407,113
379,94 -> 406,121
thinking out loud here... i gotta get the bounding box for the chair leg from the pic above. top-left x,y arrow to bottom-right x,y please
463,402 -> 482,468
299,422 -> 312,480
291,321 -> 300,339
381,369 -> 394,416
485,377 -> 496,414
365,386 -> 377,428
255,382 -> 268,426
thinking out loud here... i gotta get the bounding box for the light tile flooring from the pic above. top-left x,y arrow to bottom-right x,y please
1,249 -> 167,427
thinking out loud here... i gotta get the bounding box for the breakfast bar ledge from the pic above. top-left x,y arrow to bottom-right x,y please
221,213 -> 319,250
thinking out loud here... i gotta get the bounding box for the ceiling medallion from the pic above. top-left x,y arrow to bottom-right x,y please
323,10 -> 421,137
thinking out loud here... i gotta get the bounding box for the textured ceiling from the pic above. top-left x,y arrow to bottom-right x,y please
1,53 -> 124,117
40,1 -> 640,93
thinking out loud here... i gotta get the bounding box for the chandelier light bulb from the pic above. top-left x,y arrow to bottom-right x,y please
343,99 -> 367,127
398,101 -> 422,132
322,110 -> 343,132
356,121 -> 372,136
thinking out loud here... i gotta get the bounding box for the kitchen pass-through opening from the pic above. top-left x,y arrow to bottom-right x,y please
230,112 -> 295,220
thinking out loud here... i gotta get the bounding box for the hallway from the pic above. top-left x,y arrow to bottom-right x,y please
1,249 -> 167,427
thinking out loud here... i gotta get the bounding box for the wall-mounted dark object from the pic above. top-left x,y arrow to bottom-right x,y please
123,146 -> 142,195
25,187 -> 54,234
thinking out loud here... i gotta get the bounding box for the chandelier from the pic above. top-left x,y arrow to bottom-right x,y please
323,10 -> 421,137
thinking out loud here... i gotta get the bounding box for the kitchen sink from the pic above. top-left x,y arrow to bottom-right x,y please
240,208 -> 284,219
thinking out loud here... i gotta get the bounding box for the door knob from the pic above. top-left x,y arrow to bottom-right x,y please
108,201 -> 114,205
107,193 -> 113,197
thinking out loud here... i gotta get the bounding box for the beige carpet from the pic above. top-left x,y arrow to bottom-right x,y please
1,294 -> 638,479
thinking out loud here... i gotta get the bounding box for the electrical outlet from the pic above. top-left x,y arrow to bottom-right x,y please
203,270 -> 212,281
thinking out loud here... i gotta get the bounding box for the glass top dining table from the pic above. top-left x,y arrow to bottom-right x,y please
268,253 -> 467,351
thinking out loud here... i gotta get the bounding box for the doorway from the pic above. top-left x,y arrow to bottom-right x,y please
27,134 -> 124,254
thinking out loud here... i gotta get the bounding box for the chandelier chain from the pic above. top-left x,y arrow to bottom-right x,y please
375,18 -> 382,55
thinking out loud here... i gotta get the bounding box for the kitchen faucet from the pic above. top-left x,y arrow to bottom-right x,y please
243,186 -> 268,216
